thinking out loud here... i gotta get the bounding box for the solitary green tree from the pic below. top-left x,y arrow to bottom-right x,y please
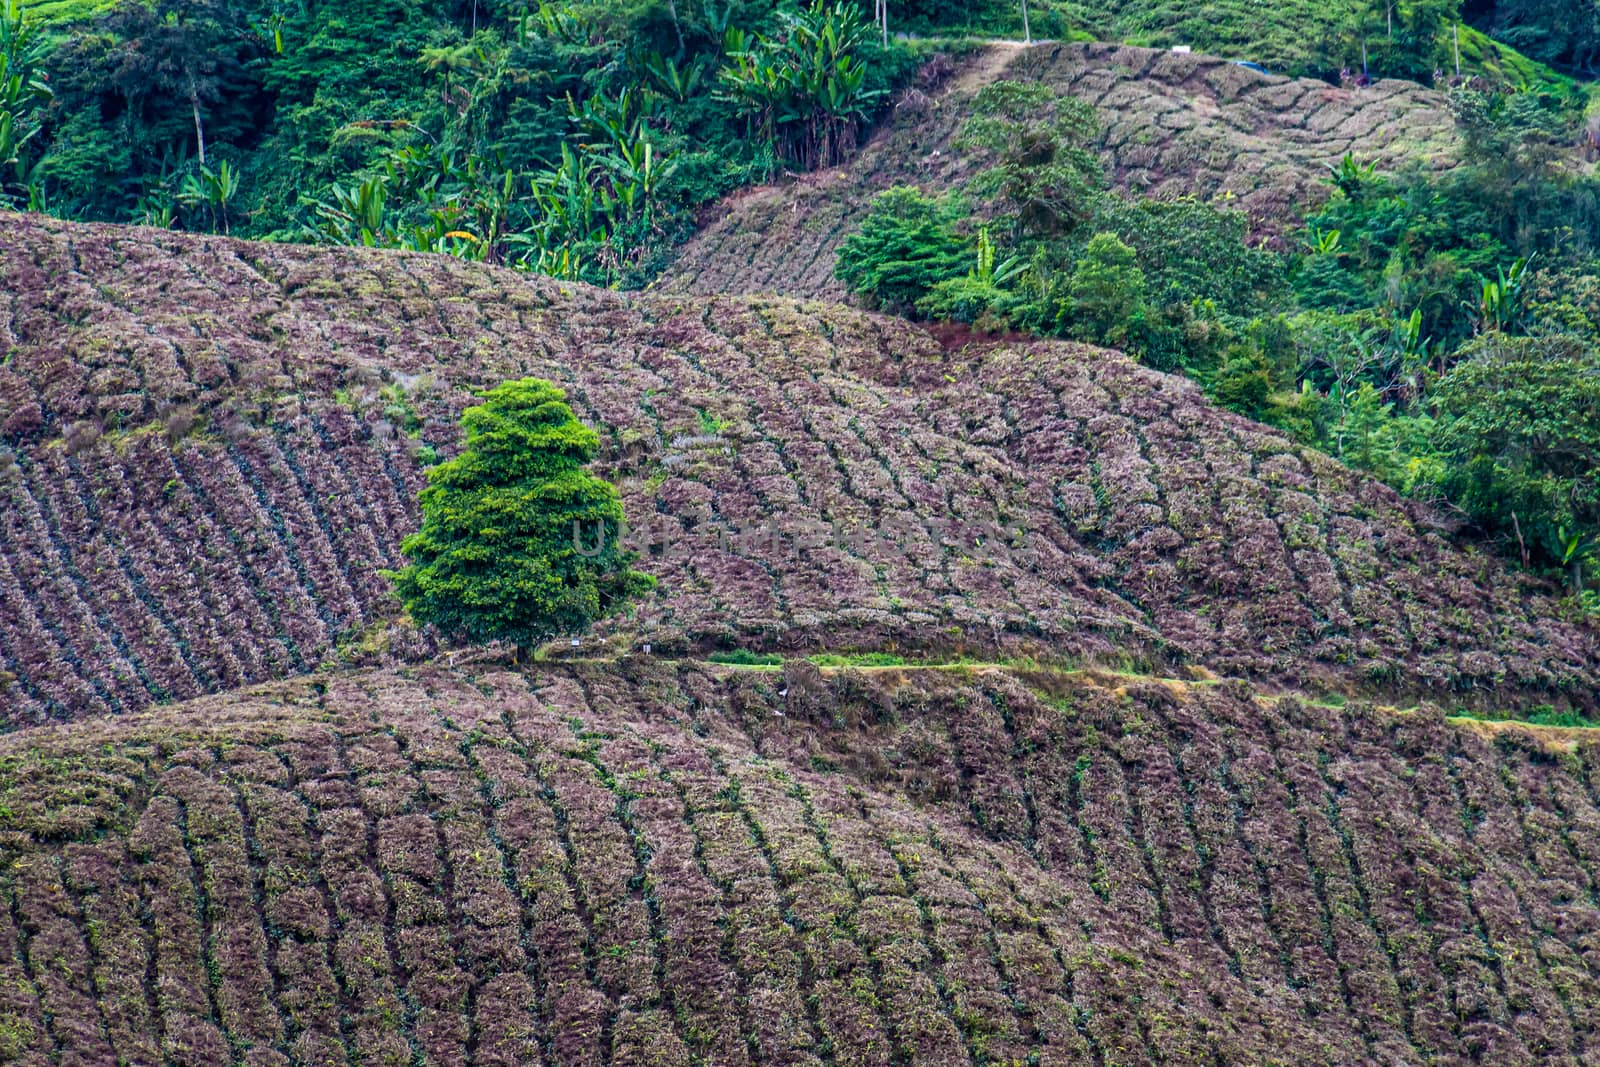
387,378 -> 653,659
835,185 -> 969,312
958,80 -> 1102,238
1067,232 -> 1145,345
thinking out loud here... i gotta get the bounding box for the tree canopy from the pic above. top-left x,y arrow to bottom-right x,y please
387,378 -> 654,656
834,185 -> 970,312
1432,334 -> 1600,589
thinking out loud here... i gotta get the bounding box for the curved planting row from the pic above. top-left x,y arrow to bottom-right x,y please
916,339 -> 1596,699
2,215 -> 1595,726
721,660 -> 1600,1064
653,41 -> 1458,300
2,660 -> 1600,1064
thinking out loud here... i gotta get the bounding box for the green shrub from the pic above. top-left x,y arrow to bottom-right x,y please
1065,232 -> 1145,345
386,378 -> 654,658
835,185 -> 970,311
1208,345 -> 1275,420
707,649 -> 783,665
1088,196 -> 1282,315
1429,333 -> 1600,591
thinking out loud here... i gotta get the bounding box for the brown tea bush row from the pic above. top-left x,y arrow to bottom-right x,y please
2,215 -> 1595,727
3,660 -> 1600,1063
654,41 -> 1458,300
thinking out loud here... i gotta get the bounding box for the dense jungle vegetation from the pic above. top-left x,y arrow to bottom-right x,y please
3,0 -> 931,284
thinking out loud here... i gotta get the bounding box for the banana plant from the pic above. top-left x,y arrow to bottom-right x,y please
639,52 -> 709,104
251,11 -> 286,55
134,187 -> 177,229
1307,227 -> 1342,255
716,0 -> 883,170
568,87 -> 660,152
1389,306 -> 1436,396
530,1 -> 588,46
0,0 -> 52,206
178,161 -> 242,235
1473,254 -> 1535,335
972,227 -> 1026,287
1557,525 -> 1595,594
313,178 -> 392,246
1325,152 -> 1378,199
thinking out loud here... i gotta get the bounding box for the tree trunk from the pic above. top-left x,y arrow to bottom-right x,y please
1021,0 -> 1031,43
666,0 -> 685,57
190,87 -> 207,166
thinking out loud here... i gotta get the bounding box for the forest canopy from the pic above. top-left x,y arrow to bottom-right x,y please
6,0 -> 923,284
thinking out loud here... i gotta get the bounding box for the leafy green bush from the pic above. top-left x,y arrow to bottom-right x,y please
1429,333 -> 1600,590
835,185 -> 970,311
1088,196 -> 1282,315
386,378 -> 654,658
707,649 -> 783,665
1325,382 -> 1438,490
1064,232 -> 1145,345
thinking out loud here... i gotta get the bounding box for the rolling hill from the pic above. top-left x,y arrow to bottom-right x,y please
1,658 -> 1599,1065
2,213 -> 1595,727
654,41 -> 1459,302
4,22 -> 1600,1064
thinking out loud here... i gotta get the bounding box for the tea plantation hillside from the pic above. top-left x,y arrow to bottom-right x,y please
7,1 -> 1600,1063
2,214 -> 1595,725
655,41 -> 1460,301
2,659 -> 1599,1065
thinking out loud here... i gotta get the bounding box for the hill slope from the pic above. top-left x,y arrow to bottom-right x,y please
2,213 -> 1596,725
1,660 -> 1599,1065
654,41 -> 1458,302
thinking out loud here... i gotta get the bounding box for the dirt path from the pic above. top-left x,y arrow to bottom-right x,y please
947,39 -> 1030,93
559,654 -> 1600,742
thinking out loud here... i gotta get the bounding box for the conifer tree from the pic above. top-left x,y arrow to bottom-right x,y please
387,378 -> 653,659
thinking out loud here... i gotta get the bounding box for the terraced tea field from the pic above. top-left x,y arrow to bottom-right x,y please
1,661 -> 1598,1064
6,214 -> 1593,726
655,41 -> 1458,301
1,215 -> 1593,725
